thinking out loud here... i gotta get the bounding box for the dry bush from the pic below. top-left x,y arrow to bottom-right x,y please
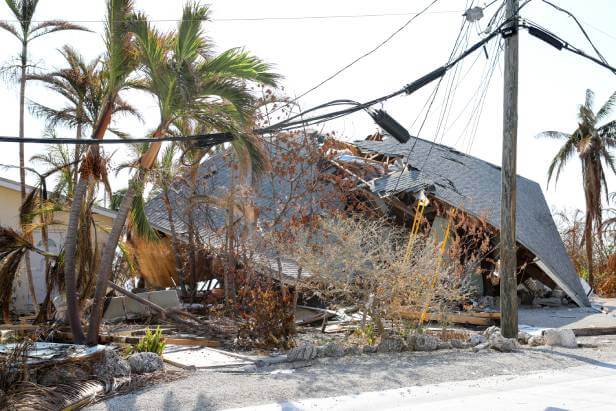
235,274 -> 295,349
278,215 -> 471,335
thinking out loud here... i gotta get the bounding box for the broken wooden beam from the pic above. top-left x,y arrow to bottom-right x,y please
396,308 -> 500,326
571,326 -> 616,337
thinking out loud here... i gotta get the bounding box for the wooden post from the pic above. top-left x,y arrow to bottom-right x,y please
500,0 -> 519,338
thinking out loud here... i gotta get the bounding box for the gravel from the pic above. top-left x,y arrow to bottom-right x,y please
88,335 -> 616,411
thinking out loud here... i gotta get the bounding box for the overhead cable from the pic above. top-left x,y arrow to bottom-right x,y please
268,0 -> 443,115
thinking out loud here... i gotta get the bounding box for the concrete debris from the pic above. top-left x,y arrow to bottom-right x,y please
288,344 -> 318,362
378,336 -> 406,353
362,345 -> 378,354
517,331 -> 532,345
528,335 -> 545,346
93,349 -> 131,383
318,342 -> 346,358
488,332 -> 518,352
128,352 -> 164,374
472,342 -> 490,352
344,345 -> 361,356
437,340 -> 453,350
543,329 -> 578,348
482,326 -> 501,338
450,339 -> 469,349
408,333 -> 439,352
468,334 -> 487,346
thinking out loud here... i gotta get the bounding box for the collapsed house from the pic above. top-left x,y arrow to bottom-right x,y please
138,133 -> 590,308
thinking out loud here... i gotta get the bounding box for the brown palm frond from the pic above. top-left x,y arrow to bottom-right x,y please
0,249 -> 26,321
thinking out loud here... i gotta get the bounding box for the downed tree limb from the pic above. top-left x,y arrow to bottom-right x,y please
106,281 -> 204,325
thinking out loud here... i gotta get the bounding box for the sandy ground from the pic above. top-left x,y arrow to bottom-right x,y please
89,335 -> 616,411
519,296 -> 616,329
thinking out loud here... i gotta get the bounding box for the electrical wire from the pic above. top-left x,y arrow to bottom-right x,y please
268,0 -> 443,116
540,0 -> 608,65
0,9 -> 464,24
0,133 -> 234,146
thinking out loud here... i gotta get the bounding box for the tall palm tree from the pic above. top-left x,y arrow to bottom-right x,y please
62,0 -> 139,344
0,0 -> 89,314
537,89 -> 616,288
28,46 -> 140,188
0,0 -> 89,201
85,2 -> 279,344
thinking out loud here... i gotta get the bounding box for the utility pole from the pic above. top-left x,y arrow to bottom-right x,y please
500,0 -> 519,338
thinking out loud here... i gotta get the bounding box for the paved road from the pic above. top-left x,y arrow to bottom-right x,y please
227,364 -> 616,410
90,336 -> 616,410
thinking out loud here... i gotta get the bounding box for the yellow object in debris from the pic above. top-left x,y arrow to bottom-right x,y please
403,193 -> 429,264
419,207 -> 456,326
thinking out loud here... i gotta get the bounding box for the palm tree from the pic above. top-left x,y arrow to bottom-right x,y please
0,0 -> 89,201
85,2 -> 279,344
28,46 -> 140,188
62,0 -> 139,344
537,89 -> 616,288
0,0 -> 89,315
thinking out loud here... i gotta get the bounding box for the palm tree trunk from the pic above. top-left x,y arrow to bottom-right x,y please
18,43 -> 27,202
63,176 -> 89,343
73,100 -> 83,191
86,127 -> 167,344
163,191 -> 186,296
86,176 -> 138,345
63,98 -> 115,343
17,41 -> 38,311
584,212 -> 594,289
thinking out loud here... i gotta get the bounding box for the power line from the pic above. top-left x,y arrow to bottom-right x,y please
540,0 -> 608,65
0,133 -> 234,146
268,0 -> 444,115
0,9 -> 463,24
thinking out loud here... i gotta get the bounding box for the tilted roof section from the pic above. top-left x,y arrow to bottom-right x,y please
352,136 -> 590,307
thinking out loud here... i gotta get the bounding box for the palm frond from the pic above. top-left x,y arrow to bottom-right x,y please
175,1 -> 210,63
596,90 -> 616,121
129,183 -> 159,241
28,20 -> 91,40
547,136 -> 577,186
199,47 -> 280,87
534,130 -> 570,140
585,89 -> 595,112
0,21 -> 21,40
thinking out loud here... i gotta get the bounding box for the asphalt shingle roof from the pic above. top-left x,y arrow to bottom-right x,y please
352,136 -> 590,307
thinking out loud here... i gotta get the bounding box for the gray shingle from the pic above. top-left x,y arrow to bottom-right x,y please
353,137 -> 590,307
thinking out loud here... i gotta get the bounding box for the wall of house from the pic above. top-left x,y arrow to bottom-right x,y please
0,185 -> 113,313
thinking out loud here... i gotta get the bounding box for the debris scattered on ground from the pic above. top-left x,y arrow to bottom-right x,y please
128,352 -> 164,374
543,329 -> 578,348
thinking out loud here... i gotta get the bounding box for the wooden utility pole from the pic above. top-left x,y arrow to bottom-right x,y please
500,0 -> 519,338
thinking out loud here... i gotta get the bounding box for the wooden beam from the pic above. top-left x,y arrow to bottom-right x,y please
396,308 -> 499,326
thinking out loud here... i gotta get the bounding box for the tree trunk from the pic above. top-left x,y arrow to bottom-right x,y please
73,100 -> 83,191
584,212 -> 594,289
63,177 -> 89,343
17,41 -> 38,311
86,178 -> 138,345
163,191 -> 186,296
63,97 -> 116,344
86,127 -> 167,344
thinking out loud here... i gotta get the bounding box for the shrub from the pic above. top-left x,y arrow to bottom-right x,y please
133,326 -> 166,355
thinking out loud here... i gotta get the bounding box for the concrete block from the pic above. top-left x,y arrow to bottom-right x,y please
146,290 -> 180,309
103,296 -> 126,322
